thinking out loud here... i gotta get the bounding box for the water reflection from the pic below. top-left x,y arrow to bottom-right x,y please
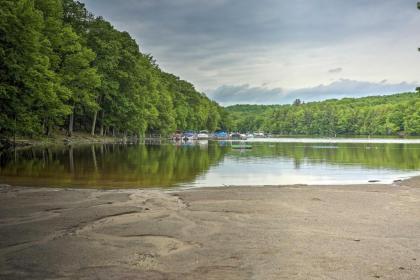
0,141 -> 226,188
229,142 -> 420,170
0,140 -> 419,188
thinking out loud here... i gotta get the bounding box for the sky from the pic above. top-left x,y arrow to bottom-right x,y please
81,0 -> 420,105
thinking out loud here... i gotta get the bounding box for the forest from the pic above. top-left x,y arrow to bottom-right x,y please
0,0 -> 230,138
1,1 -> 419,140
227,92 -> 420,136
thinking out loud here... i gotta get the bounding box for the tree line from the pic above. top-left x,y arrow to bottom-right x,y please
0,0 -> 230,138
227,92 -> 420,136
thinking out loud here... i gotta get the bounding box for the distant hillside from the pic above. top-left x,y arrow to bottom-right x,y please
225,92 -> 420,136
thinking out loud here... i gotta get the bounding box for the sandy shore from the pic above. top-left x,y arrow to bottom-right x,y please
1,178 -> 420,279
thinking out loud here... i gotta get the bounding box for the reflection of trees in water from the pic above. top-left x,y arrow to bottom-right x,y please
0,143 -> 228,188
1,142 -> 419,188
228,143 -> 420,170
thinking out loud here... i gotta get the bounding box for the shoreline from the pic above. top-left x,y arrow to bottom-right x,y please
3,134 -> 420,149
0,173 -> 418,192
2,133 -> 137,148
0,133 -> 171,150
1,178 -> 420,279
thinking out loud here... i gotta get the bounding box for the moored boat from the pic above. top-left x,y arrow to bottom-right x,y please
197,130 -> 209,139
213,130 -> 229,139
182,131 -> 197,141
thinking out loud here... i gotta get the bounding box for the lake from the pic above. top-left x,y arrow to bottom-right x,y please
1,138 -> 420,189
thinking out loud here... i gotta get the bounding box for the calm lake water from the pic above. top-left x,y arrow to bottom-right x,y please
1,138 -> 420,189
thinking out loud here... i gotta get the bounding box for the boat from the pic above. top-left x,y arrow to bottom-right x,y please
182,131 -> 197,141
197,130 -> 209,139
213,130 -> 229,139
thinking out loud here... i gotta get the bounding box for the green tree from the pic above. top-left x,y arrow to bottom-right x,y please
0,0 -> 59,137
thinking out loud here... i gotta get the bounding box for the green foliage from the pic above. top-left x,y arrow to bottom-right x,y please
226,92 -> 420,136
0,0 -> 227,138
0,0 -> 61,136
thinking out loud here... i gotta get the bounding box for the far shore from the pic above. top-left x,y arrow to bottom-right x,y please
1,177 -> 420,279
0,132 -> 170,151
2,133 -> 420,150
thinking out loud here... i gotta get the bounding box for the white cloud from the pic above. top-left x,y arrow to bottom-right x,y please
81,0 -> 420,93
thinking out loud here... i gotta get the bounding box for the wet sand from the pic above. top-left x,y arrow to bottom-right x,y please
1,178 -> 420,279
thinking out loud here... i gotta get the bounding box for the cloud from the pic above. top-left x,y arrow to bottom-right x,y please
208,79 -> 418,106
82,0 -> 413,50
328,68 -> 342,74
208,84 -> 284,106
80,0 -> 420,91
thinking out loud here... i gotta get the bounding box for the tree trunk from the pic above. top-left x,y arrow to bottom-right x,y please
48,121 -> 52,137
91,111 -> 97,136
46,121 -> 52,136
13,115 -> 16,147
45,118 -> 52,137
42,118 -> 47,136
68,111 -> 74,137
99,110 -> 105,136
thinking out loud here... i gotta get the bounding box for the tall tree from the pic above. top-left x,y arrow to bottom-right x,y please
0,0 -> 59,137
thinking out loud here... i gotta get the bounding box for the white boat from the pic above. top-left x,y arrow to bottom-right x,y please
182,131 -> 197,141
254,132 -> 265,138
197,130 -> 209,139
246,133 -> 254,139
